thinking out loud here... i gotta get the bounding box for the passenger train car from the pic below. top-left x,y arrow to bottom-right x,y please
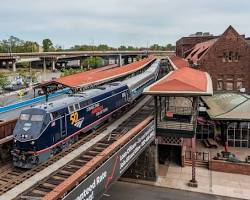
12,60 -> 160,168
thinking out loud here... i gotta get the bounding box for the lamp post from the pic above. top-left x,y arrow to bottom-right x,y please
188,97 -> 198,187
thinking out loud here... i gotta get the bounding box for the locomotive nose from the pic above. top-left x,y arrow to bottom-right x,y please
13,111 -> 46,142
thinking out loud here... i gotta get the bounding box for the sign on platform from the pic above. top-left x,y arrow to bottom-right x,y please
63,121 -> 155,200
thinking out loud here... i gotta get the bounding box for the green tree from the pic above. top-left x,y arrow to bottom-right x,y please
0,36 -> 39,53
165,44 -> 175,51
127,46 -> 138,50
150,44 -> 161,50
97,44 -> 110,51
83,57 -> 103,69
118,45 -> 127,50
42,38 -> 53,52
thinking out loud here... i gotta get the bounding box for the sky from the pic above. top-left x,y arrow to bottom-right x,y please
0,0 -> 250,48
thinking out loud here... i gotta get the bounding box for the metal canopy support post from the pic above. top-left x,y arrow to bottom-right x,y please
154,96 -> 158,129
159,96 -> 162,121
45,87 -> 48,102
188,96 -> 199,187
33,88 -> 36,98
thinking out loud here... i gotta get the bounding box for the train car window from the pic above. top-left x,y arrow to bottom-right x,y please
69,105 -> 75,113
31,115 -> 44,122
74,103 -> 80,110
52,111 -> 61,119
20,114 -> 30,121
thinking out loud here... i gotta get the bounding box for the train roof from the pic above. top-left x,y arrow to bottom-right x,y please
122,60 -> 160,87
33,82 -> 127,113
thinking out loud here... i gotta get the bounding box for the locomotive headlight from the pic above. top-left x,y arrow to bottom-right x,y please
30,141 -> 35,145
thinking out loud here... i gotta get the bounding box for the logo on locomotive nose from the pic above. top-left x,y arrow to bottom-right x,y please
70,112 -> 79,125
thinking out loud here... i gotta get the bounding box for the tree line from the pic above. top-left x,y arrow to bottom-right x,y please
0,36 -> 175,53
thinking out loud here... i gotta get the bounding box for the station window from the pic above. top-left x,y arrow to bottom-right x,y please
236,81 -> 243,90
69,105 -> 75,113
234,52 -> 239,62
222,53 -> 227,62
228,52 -> 233,62
217,80 -> 223,91
225,82 -> 233,91
227,122 -> 250,148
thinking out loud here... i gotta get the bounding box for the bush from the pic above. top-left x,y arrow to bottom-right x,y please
83,57 -> 103,69
0,74 -> 10,88
61,68 -> 86,77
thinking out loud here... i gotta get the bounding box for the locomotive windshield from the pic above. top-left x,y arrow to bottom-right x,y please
20,114 -> 30,121
14,108 -> 48,141
19,114 -> 44,122
30,115 -> 44,122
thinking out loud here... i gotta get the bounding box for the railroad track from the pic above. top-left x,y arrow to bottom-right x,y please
0,96 -> 153,198
16,99 -> 154,200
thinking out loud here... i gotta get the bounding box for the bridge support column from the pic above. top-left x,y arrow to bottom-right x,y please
119,54 -> 122,67
79,59 -> 83,70
12,61 -> 16,72
122,142 -> 157,181
52,60 -> 56,72
43,58 -> 46,73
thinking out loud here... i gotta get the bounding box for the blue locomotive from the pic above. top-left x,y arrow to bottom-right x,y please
12,60 -> 160,168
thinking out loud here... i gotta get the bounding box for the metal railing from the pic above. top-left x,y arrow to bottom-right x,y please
185,151 -> 210,162
157,120 -> 194,131
167,106 -> 193,115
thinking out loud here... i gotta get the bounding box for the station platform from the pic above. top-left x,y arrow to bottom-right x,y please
121,162 -> 250,200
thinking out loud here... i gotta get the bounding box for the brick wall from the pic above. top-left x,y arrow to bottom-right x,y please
198,27 -> 250,93
210,160 -> 250,175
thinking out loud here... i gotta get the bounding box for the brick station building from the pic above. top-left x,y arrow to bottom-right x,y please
177,26 -> 250,94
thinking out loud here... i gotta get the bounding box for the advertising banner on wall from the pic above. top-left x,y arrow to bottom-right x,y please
63,121 -> 155,200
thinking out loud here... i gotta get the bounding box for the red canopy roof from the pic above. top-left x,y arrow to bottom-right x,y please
143,56 -> 213,96
169,55 -> 190,69
43,57 -> 155,88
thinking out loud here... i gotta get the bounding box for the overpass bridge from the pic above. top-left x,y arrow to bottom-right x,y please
0,50 -> 174,72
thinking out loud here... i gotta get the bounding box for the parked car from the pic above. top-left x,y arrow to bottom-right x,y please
214,151 -> 241,163
4,84 -> 26,91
